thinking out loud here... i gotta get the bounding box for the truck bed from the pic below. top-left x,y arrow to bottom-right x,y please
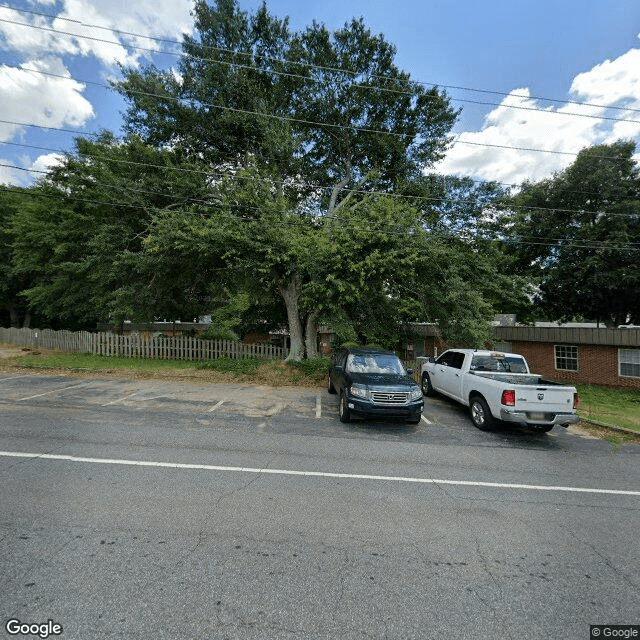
470,371 -> 566,387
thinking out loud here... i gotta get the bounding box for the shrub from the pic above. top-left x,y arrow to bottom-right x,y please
286,356 -> 331,378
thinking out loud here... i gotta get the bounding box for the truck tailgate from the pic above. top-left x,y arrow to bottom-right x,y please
515,386 -> 574,417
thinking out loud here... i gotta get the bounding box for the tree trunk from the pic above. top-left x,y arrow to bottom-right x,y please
9,305 -> 20,328
305,309 -> 321,359
280,273 -> 304,361
327,158 -> 352,216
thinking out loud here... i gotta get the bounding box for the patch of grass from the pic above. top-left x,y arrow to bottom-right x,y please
14,352 -> 201,371
196,357 -> 265,376
1,349 -> 327,387
576,384 -> 640,433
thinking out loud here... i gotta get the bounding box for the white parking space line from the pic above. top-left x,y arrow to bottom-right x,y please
421,415 -> 432,425
208,399 -> 225,412
1,450 -> 639,496
316,394 -> 322,418
16,383 -> 91,401
101,392 -> 140,407
0,375 -> 28,383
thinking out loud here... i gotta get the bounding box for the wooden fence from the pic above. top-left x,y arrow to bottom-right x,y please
0,327 -> 288,361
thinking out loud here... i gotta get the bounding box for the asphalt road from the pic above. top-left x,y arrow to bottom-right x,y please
1,373 -> 639,640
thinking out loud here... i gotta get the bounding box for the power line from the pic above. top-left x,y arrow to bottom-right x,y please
3,2 -> 640,116
2,8 -> 640,125
1,62 -> 635,163
4,144 -> 640,220
6,65 -> 419,139
2,173 -> 640,253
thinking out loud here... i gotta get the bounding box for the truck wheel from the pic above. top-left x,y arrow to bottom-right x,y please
421,373 -> 435,397
339,392 -> 351,423
470,397 -> 496,431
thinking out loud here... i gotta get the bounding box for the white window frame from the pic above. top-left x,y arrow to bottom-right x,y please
619,349 -> 640,379
554,345 -> 579,372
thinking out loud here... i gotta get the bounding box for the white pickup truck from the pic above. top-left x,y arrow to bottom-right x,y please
420,349 -> 580,432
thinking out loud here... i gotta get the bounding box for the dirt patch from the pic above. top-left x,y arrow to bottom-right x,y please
0,345 -> 45,359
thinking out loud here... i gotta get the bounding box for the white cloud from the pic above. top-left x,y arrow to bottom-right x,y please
0,0 -> 194,67
0,1 -> 195,184
0,150 -> 65,186
31,152 -> 65,174
436,45 -> 640,185
0,157 -> 27,186
0,58 -> 94,142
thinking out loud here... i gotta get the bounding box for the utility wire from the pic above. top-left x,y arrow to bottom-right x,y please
2,174 -> 640,253
3,149 -> 640,220
1,61 -> 636,161
2,11 -> 640,128
2,3 -> 639,117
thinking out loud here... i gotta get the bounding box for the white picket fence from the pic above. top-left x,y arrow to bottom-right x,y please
0,327 -> 287,361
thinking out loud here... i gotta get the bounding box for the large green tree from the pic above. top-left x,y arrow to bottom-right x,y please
504,141 -> 640,326
0,186 -> 35,327
113,0 -> 460,357
9,133 -> 217,329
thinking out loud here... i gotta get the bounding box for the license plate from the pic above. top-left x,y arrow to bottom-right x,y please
528,412 -> 546,421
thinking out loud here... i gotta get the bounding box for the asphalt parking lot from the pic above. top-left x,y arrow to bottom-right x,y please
0,370 -> 629,451
1,371 -> 639,640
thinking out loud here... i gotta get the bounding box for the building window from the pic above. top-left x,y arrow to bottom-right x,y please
619,349 -> 640,378
555,345 -> 578,371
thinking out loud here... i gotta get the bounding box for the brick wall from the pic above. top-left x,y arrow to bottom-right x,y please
510,341 -> 640,390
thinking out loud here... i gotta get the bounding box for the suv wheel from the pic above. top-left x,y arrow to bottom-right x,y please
339,392 -> 351,423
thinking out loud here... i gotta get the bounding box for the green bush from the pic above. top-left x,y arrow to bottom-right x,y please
286,356 -> 331,377
198,327 -> 239,341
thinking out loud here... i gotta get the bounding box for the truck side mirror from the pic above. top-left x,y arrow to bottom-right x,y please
428,357 -> 435,363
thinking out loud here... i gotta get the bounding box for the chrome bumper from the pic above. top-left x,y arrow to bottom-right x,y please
500,408 -> 580,428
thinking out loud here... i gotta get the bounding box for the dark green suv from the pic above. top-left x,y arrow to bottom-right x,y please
328,348 -> 423,424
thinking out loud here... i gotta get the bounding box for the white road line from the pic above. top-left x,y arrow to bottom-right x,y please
1,450 -> 639,497
421,415 -> 432,424
208,399 -> 225,412
0,375 -> 28,383
315,394 -> 322,418
101,392 -> 139,407
17,383 -> 90,401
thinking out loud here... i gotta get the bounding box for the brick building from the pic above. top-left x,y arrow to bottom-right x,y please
490,326 -> 640,390
407,324 -> 640,390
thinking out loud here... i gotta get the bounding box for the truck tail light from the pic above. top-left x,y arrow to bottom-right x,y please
501,390 -> 516,406
573,392 -> 580,409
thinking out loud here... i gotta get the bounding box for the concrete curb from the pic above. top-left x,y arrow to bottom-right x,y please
579,418 -> 640,436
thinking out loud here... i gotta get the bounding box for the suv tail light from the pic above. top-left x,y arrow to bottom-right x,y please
501,389 -> 516,406
573,392 -> 580,409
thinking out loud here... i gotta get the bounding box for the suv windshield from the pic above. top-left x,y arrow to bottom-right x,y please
346,353 -> 406,375
470,354 -> 528,373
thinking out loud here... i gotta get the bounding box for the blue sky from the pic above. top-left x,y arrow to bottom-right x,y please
2,0 -> 640,187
